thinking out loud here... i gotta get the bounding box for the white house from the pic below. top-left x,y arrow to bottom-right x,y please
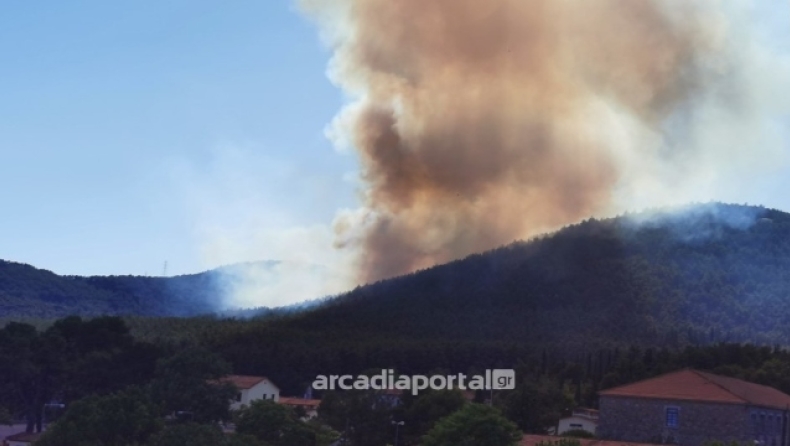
220,375 -> 280,411
557,407 -> 598,436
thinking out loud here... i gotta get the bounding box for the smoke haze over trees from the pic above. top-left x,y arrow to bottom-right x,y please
297,0 -> 790,287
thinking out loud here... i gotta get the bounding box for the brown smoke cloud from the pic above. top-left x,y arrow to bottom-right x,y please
299,0 -> 784,284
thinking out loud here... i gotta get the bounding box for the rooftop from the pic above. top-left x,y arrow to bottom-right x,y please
599,369 -> 790,410
567,407 -> 599,420
279,397 -> 321,408
523,434 -> 658,446
218,375 -> 277,390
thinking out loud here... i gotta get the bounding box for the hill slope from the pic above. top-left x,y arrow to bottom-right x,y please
0,261 -> 279,319
269,203 -> 790,348
202,203 -> 790,392
7,202 -> 790,394
5,202 -> 790,351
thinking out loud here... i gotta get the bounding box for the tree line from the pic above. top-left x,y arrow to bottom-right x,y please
6,315 -> 790,445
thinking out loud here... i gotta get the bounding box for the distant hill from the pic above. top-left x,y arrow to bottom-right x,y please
203,203 -> 790,392
7,202 -> 790,394
279,203 -> 790,348
6,202 -> 790,354
212,203 -> 790,352
0,260 -> 278,319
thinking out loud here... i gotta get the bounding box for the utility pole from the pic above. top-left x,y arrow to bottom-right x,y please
392,420 -> 405,446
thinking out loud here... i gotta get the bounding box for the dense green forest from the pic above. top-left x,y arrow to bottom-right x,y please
7,203 -> 790,396
5,316 -> 790,446
282,202 -> 789,349
0,260 -> 286,319
5,204 -> 790,350
5,203 -> 790,444
120,203 -> 790,394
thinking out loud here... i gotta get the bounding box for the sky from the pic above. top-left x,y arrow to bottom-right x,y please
0,1 -> 357,278
1,1 -> 789,306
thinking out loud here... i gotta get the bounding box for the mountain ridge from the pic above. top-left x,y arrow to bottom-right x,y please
273,202 -> 790,348
3,201 -> 790,348
0,260 -> 283,319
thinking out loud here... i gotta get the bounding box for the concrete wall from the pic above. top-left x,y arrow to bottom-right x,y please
598,396 -> 787,446
557,415 -> 597,435
230,379 -> 280,411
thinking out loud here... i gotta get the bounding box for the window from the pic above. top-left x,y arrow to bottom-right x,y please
236,393 -> 242,402
666,407 -> 679,428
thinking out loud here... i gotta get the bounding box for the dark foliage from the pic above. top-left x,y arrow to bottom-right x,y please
0,316 -> 160,432
0,261 -> 293,319
36,386 -> 162,446
6,203 -> 790,444
184,203 -> 790,395
421,403 -> 522,446
235,399 -> 317,446
149,346 -> 237,424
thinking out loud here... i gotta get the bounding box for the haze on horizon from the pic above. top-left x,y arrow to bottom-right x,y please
1,1 -> 789,308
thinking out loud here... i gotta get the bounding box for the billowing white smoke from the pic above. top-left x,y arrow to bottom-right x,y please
183,1 -> 790,308
301,0 -> 790,284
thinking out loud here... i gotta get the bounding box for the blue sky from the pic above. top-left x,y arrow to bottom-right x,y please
0,1 -> 356,276
1,0 -> 789,289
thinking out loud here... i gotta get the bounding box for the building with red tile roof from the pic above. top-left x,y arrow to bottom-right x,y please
217,375 -> 280,410
278,397 -> 321,419
598,369 -> 790,446
599,369 -> 790,409
219,375 -> 276,390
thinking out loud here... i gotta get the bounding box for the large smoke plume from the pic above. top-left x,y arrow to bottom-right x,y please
299,0 -> 790,285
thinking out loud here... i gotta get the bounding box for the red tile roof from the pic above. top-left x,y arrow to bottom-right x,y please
218,375 -> 276,390
568,407 -> 599,420
279,397 -> 321,408
522,434 -> 659,446
599,369 -> 790,410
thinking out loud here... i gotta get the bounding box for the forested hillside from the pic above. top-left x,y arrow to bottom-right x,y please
184,203 -> 790,393
285,203 -> 790,347
6,202 -> 790,397
6,203 -> 790,443
0,261 -> 254,318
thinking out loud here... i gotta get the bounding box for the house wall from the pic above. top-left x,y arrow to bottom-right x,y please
7,441 -> 32,446
230,380 -> 280,410
598,396 -> 787,446
557,415 -> 597,435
